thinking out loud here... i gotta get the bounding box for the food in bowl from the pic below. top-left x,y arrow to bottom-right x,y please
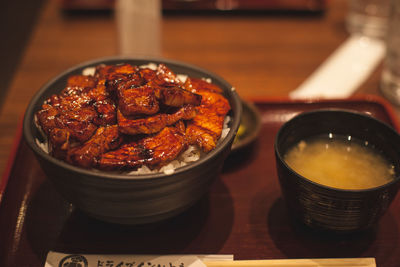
275,109 -> 400,232
284,134 -> 396,190
23,57 -> 242,224
34,62 -> 231,173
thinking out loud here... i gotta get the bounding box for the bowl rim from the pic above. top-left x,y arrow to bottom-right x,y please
231,100 -> 261,151
274,108 -> 400,193
23,56 -> 242,181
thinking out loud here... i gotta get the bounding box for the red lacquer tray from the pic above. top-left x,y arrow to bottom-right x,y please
1,96 -> 400,267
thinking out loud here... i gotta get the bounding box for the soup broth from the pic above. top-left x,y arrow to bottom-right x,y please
283,134 -> 396,190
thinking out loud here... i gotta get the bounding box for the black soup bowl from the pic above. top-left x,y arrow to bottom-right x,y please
23,57 -> 242,224
274,109 -> 400,233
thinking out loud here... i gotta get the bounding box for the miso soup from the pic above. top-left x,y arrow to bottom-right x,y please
283,134 -> 396,190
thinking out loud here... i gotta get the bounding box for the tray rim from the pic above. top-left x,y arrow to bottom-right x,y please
1,94 -> 399,206
0,116 -> 23,204
245,94 -> 400,132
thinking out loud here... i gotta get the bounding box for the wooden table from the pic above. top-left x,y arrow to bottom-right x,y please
1,0 -> 400,266
0,0 -> 393,182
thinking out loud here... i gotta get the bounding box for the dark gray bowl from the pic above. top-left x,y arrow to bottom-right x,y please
274,109 -> 400,233
23,56 -> 242,224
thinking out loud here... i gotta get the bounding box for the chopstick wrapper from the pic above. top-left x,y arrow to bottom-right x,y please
44,253 -> 375,267
204,258 -> 376,267
290,35 -> 385,99
44,252 -> 233,267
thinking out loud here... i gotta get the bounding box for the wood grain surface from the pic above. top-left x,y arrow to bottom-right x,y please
0,1 -> 396,193
2,100 -> 400,267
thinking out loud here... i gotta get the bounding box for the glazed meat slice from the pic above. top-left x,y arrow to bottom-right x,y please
95,63 -> 137,81
98,123 -> 187,171
157,86 -> 202,107
36,103 -> 60,136
55,106 -> 98,143
133,64 -> 182,87
35,62 -> 231,171
48,128 -> 71,159
184,78 -> 231,152
67,75 -> 97,89
36,85 -> 102,159
148,64 -> 202,107
93,98 -> 117,126
152,63 -> 184,87
118,84 -> 159,116
112,64 -> 201,116
84,82 -> 117,126
118,104 -> 197,135
58,88 -> 93,109
85,81 -> 108,102
62,82 -> 117,127
184,77 -> 223,94
118,83 -> 202,117
106,71 -> 145,94
139,67 -> 157,83
37,101 -> 98,143
67,125 -> 122,168
36,105 -> 98,160
39,75 -> 116,130
100,64 -> 144,93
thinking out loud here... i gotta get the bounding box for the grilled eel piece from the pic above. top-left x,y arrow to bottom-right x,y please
117,104 -> 197,135
97,122 -> 187,171
102,63 -> 201,117
36,93 -> 99,159
67,125 -> 122,168
101,63 -> 201,135
184,78 -> 231,152
36,63 -> 229,171
36,74 -> 117,159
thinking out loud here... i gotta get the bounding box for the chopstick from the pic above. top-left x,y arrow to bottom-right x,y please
204,258 -> 376,267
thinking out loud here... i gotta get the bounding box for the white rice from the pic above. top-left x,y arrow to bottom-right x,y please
82,67 -> 96,76
36,138 -> 49,154
35,64 -> 231,175
176,74 -> 188,83
139,62 -> 158,70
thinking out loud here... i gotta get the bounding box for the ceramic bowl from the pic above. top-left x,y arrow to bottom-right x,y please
274,109 -> 400,233
23,56 -> 242,224
231,100 -> 261,151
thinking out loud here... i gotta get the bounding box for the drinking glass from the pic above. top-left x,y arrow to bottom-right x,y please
380,0 -> 400,105
346,0 -> 390,39
115,0 -> 161,57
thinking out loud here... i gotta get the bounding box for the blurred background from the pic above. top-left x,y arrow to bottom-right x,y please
0,0 -> 329,108
0,0 -> 393,179
0,0 -> 45,107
